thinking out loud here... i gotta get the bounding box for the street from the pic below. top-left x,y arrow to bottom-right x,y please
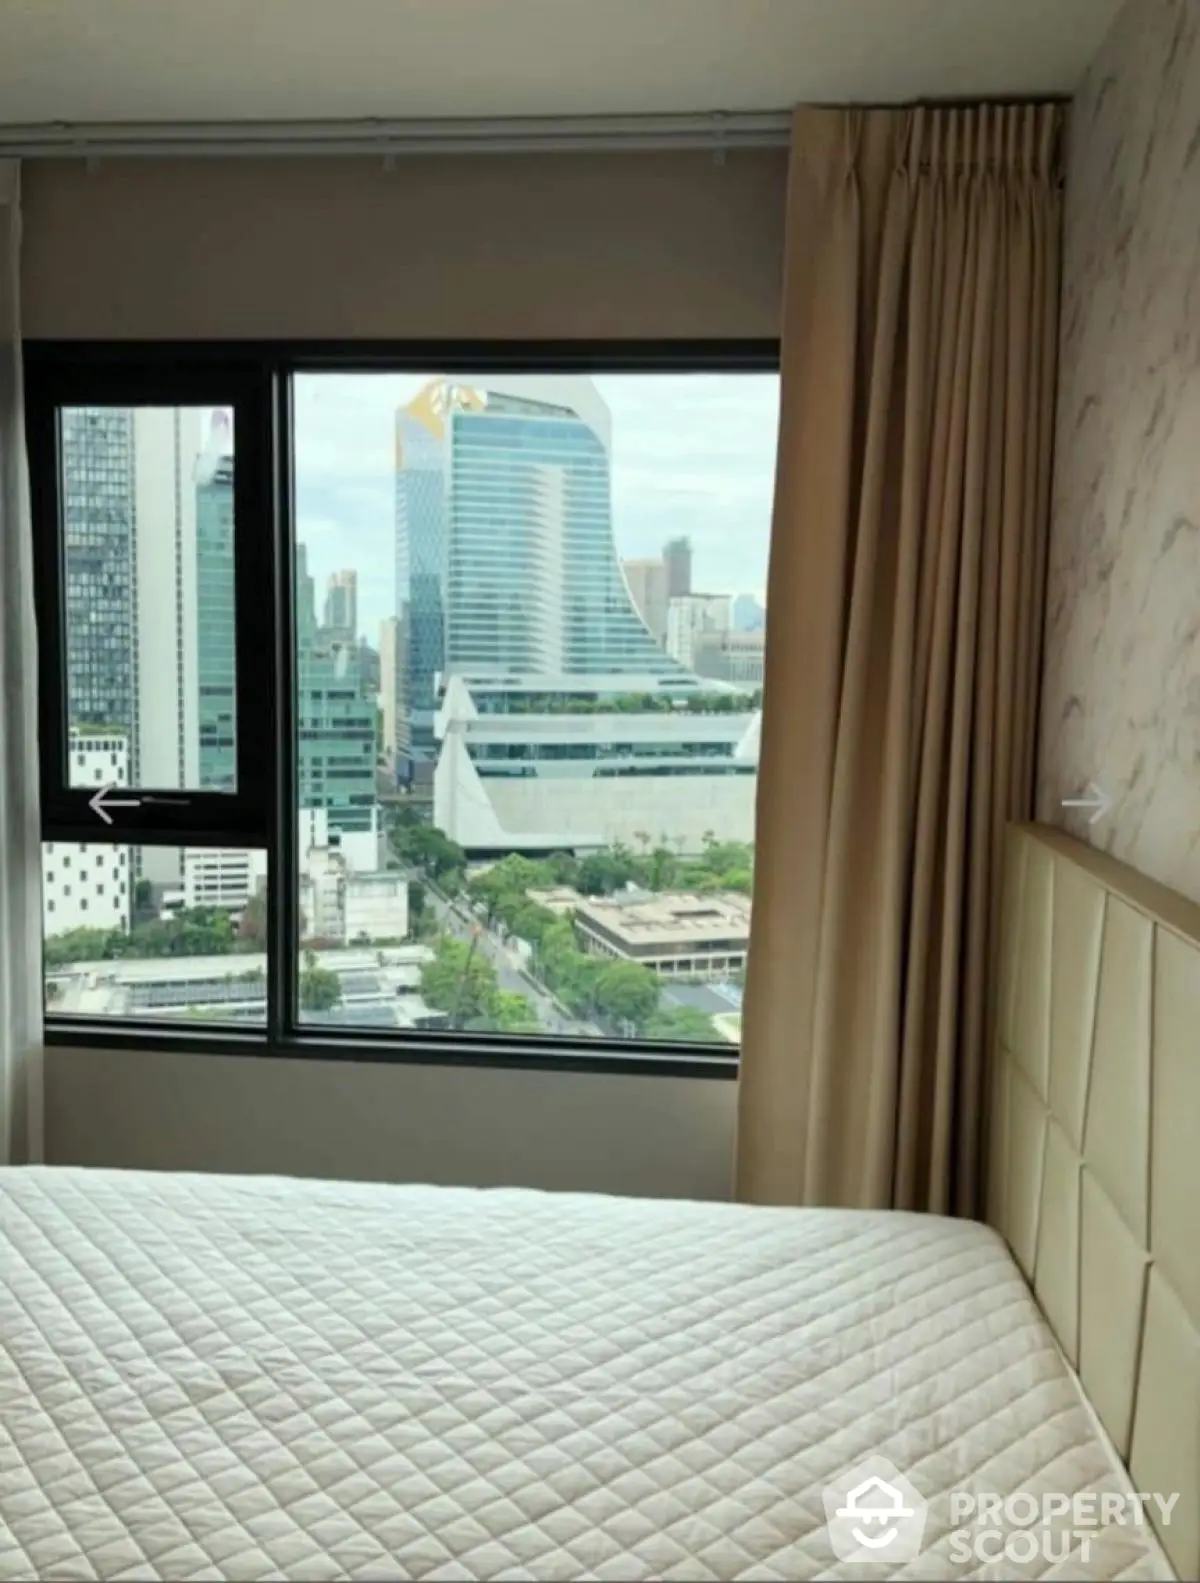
425,886 -> 595,1036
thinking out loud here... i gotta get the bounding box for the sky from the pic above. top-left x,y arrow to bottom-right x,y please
292,371 -> 781,643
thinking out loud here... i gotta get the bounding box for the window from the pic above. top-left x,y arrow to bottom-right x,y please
31,345 -> 777,1063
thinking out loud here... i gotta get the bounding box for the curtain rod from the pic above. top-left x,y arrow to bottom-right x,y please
0,111 -> 792,160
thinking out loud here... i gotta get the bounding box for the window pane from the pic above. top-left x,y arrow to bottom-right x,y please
60,405 -> 238,793
292,370 -> 778,1045
42,842 -> 267,1024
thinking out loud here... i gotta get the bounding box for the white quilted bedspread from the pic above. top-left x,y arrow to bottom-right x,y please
0,1168 -> 1173,1581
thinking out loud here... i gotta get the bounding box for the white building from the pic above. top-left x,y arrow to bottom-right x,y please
182,848 -> 267,913
433,674 -> 759,854
300,844 -> 409,944
132,407 -> 213,887
43,733 -> 133,938
379,613 -> 407,765
666,594 -> 732,667
574,890 -> 751,980
180,809 -> 385,917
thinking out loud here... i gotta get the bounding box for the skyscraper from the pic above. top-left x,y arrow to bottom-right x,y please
620,557 -> 669,644
61,408 -> 136,740
379,614 -> 408,765
396,374 -> 685,705
323,570 -> 358,640
395,383 -> 469,767
196,450 -> 237,791
663,536 -> 693,600
296,544 -> 377,834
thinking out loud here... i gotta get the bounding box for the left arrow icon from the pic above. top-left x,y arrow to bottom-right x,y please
89,783 -> 141,826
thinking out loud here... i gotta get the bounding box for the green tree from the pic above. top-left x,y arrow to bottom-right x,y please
492,991 -> 540,1034
419,935 -> 500,1028
133,877 -> 154,922
299,951 -> 342,1011
593,960 -> 659,1031
643,1004 -> 723,1043
576,845 -> 639,896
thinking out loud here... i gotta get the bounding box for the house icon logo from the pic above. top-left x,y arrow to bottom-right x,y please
823,1455 -> 928,1563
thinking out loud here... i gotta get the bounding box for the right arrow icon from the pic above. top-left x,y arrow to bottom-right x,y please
1061,781 -> 1113,826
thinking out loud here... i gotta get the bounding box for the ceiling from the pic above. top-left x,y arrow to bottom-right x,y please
0,0 -> 1121,127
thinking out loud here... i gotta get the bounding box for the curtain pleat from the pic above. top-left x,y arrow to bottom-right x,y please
0,160 -> 44,1166
737,103 -> 1063,1216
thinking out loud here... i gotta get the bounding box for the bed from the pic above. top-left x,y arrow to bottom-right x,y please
0,823 -> 1194,1581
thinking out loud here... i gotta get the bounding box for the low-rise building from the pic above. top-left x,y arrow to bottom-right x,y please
573,889 -> 751,980
665,594 -> 732,667
434,674 -> 759,854
693,628 -> 766,688
301,842 -> 409,945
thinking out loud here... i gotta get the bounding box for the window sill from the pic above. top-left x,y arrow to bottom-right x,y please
42,1019 -> 739,1080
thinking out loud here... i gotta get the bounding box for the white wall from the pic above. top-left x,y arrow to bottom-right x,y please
44,1045 -> 737,1200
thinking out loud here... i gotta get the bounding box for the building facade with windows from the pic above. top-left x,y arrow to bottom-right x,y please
663,536 -> 693,599
620,556 -> 669,644
296,547 -> 378,836
196,450 -> 237,792
323,569 -> 358,640
434,675 -> 759,853
666,593 -> 733,668
395,376 -> 690,779
693,628 -> 766,688
42,734 -> 133,937
573,889 -> 751,980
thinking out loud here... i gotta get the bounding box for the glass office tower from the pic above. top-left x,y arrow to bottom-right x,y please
394,376 -> 684,771
195,453 -> 237,791
61,408 -> 136,739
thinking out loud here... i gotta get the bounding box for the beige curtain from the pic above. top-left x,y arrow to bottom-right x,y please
0,161 -> 43,1165
737,103 -> 1063,1217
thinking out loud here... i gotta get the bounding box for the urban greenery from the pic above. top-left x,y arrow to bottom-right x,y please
465,855 -> 727,1043
495,690 -> 761,716
418,936 -> 539,1033
299,950 -> 342,1012
43,906 -> 248,968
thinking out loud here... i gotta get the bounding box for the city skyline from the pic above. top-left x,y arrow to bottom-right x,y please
294,371 -> 779,642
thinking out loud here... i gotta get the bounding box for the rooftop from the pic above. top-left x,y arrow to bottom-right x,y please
576,889 -> 751,948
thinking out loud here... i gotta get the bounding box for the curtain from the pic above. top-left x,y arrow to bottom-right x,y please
737,104 -> 1062,1216
0,161 -> 43,1165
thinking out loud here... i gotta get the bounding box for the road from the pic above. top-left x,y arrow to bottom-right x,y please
425,886 -> 595,1036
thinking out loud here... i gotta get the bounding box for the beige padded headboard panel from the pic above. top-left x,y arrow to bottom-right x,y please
988,823 -> 1200,1578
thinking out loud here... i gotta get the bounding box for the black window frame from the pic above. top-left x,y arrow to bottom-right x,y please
27,346 -> 276,846
28,338 -> 777,1079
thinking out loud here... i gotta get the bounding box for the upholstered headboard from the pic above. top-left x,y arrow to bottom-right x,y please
987,823 -> 1200,1577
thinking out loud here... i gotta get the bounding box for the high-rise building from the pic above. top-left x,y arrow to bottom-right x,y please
666,593 -> 732,668
621,557 -> 669,644
196,450 -> 237,792
61,409 -> 136,741
663,536 -> 693,600
396,383 -> 468,767
379,614 -> 408,764
296,544 -> 377,835
396,376 -> 685,766
62,405 -> 212,888
323,570 -> 358,640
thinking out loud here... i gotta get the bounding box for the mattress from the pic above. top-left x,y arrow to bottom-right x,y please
0,1167 -> 1174,1582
